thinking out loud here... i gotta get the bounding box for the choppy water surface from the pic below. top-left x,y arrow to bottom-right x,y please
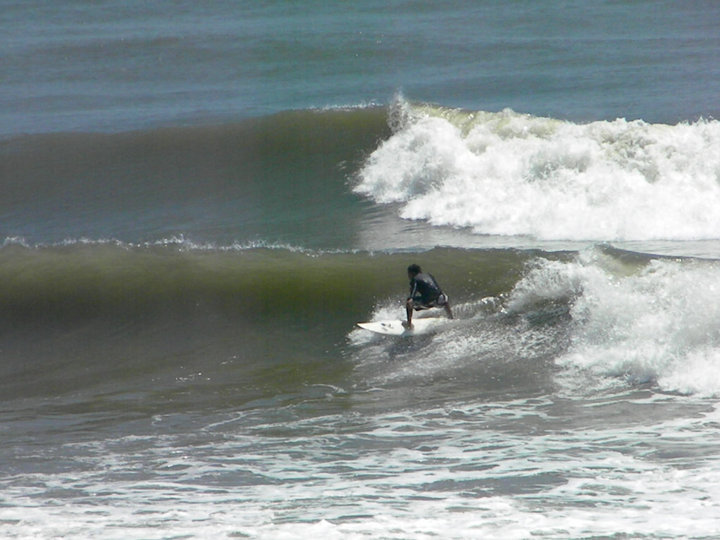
3,1 -> 720,538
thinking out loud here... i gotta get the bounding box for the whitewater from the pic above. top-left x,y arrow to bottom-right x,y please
357,100 -> 720,243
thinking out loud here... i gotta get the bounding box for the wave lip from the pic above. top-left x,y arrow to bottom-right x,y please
356,100 -> 720,242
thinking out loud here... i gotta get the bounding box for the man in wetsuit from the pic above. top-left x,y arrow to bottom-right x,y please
404,263 -> 453,328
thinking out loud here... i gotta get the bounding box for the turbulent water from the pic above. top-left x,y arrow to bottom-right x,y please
3,2 -> 720,539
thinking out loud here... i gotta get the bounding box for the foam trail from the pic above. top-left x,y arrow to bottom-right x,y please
356,100 -> 720,241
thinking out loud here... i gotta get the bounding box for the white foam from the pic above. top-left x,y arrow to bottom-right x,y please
356,101 -> 720,241
508,250 -> 720,395
5,399 -> 720,539
1,236 -> 32,248
0,235 -> 338,256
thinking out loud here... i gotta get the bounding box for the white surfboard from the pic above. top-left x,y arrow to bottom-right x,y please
356,317 -> 446,337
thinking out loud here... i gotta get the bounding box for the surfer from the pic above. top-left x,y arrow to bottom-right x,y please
404,264 -> 453,328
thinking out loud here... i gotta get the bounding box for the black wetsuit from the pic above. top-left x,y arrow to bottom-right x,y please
408,272 -> 448,309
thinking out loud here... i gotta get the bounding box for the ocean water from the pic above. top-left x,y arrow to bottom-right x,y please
3,1 -> 720,538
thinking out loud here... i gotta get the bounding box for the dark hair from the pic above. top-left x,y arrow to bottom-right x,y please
407,264 -> 422,275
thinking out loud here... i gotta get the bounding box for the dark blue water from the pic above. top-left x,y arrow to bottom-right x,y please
4,0 -> 720,136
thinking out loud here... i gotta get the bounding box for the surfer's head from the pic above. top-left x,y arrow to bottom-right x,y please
407,264 -> 421,277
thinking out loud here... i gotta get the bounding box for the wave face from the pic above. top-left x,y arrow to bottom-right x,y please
0,240 -> 542,406
0,108 -> 389,247
4,240 -> 720,400
356,100 -> 720,241
0,241 -> 531,327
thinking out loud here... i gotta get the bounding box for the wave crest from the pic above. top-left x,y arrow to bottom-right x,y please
356,101 -> 720,241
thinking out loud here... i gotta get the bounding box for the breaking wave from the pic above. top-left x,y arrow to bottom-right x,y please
356,99 -> 720,241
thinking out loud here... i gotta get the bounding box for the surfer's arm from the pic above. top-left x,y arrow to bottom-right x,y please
409,280 -> 417,299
